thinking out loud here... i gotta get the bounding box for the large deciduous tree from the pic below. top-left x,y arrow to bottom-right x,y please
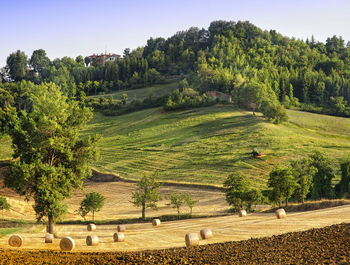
169,191 -> 185,218
309,151 -> 335,199
4,82 -> 99,233
290,158 -> 317,203
132,173 -> 162,220
6,50 -> 28,81
268,166 -> 298,207
335,159 -> 350,198
224,173 -> 263,212
78,192 -> 105,221
30,49 -> 50,74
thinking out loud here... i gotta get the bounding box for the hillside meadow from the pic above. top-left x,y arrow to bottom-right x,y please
89,80 -> 179,103
85,106 -> 350,188
1,105 -> 350,188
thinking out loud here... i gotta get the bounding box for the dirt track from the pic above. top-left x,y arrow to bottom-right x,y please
0,223 -> 349,264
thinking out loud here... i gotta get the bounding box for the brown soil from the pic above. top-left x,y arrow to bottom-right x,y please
0,223 -> 349,264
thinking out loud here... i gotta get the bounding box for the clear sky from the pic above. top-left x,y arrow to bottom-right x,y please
1,0 -> 349,67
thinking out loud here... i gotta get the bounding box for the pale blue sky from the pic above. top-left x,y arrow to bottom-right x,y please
1,0 -> 349,67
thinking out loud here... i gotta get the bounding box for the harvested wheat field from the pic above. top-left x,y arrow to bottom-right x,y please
0,175 -> 230,221
0,223 -> 349,264
1,204 -> 350,253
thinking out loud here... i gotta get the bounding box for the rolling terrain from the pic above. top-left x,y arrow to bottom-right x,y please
83,106 -> 350,188
1,83 -> 350,188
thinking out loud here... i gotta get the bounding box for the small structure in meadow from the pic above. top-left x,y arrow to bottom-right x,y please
205,91 -> 231,103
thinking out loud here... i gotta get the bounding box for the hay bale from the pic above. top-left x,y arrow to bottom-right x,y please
239,209 -> 247,217
8,235 -> 23,247
152,219 -> 161,226
60,237 -> 75,251
117,225 -> 126,232
86,235 -> 99,246
87,223 -> 96,231
185,233 -> 199,247
113,232 -> 125,242
45,233 -> 54,243
275,208 -> 286,219
200,228 -> 213,240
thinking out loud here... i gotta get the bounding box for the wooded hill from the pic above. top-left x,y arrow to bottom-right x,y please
2,20 -> 350,117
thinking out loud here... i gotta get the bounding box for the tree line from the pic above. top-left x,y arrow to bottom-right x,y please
224,151 -> 350,211
2,20 -> 350,119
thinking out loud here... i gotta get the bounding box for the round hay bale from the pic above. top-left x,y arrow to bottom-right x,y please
86,235 -> 99,246
45,233 -> 54,243
117,225 -> 126,232
185,233 -> 199,247
113,232 -> 125,242
152,219 -> 161,226
60,237 -> 75,251
8,235 -> 23,247
275,208 -> 286,219
200,228 -> 213,240
239,209 -> 247,217
87,223 -> 96,231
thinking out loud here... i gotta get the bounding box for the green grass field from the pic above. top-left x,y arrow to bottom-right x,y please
1,97 -> 350,188
80,106 -> 350,188
89,81 -> 179,103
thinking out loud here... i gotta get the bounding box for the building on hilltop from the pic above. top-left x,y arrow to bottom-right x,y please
88,53 -> 121,65
206,91 -> 231,103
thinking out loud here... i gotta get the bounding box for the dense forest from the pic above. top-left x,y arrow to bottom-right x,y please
1,20 -> 350,119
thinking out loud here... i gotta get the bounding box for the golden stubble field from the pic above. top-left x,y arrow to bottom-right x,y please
0,179 -> 229,221
1,204 -> 350,252
1,174 -> 350,252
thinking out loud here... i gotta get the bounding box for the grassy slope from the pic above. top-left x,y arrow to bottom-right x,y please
0,136 -> 12,160
89,81 -> 179,103
83,106 -> 350,188
1,88 -> 350,188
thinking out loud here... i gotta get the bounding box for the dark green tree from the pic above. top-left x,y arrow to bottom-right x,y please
84,56 -> 91,67
4,83 -> 99,233
132,173 -> 162,220
78,192 -> 106,221
224,173 -> 249,210
121,93 -> 128,105
244,189 -> 263,211
169,191 -> 185,218
183,193 -> 199,215
268,166 -> 298,207
6,50 -> 28,81
30,49 -> 50,74
335,159 -> 350,198
290,158 -> 317,203
0,196 -> 11,216
309,151 -> 335,199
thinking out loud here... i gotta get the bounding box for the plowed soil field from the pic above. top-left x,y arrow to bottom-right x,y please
0,223 -> 349,264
